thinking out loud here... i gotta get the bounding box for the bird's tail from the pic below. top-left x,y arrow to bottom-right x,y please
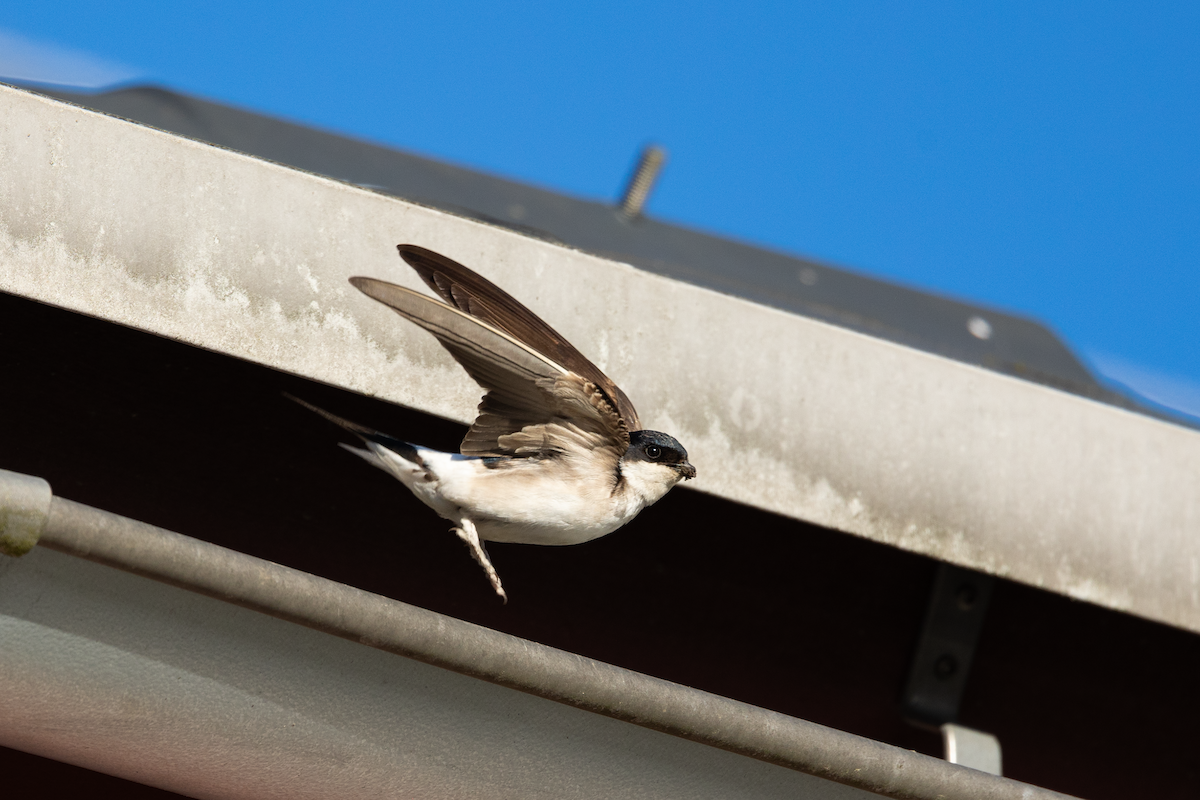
284,393 -> 420,464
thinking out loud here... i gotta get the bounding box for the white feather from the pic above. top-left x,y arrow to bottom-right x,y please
364,442 -> 685,546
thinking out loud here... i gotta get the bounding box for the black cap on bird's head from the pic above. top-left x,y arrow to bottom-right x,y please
627,430 -> 696,480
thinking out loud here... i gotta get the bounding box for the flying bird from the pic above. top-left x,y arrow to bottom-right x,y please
293,245 -> 695,601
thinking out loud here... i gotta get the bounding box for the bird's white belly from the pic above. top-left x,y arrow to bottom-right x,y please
434,457 -> 647,545
472,504 -> 639,546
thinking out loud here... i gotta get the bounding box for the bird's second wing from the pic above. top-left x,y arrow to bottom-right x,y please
351,277 -> 628,459
396,244 -> 642,431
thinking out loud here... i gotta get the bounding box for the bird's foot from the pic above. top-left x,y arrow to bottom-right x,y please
453,520 -> 508,603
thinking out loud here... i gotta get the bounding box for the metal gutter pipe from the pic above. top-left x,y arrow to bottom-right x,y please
1,468 -> 1077,800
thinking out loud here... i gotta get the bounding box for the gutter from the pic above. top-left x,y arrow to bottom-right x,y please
1,467 -> 1077,800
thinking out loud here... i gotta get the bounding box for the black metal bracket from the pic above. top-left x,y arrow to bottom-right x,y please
901,563 -> 995,728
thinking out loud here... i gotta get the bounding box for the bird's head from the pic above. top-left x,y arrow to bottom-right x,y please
620,430 -> 696,500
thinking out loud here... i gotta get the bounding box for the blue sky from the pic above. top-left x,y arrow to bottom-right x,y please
3,2 -> 1198,418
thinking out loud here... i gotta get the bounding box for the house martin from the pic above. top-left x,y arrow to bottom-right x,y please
292,245 -> 695,601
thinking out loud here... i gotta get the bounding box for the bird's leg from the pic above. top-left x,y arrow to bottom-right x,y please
453,519 -> 508,603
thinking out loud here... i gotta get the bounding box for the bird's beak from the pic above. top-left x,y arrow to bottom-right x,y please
676,462 -> 697,480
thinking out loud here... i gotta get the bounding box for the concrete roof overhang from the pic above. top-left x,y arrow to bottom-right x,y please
2,83 -> 1198,634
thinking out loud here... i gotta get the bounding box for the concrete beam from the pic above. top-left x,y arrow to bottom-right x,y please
2,83 -> 1199,633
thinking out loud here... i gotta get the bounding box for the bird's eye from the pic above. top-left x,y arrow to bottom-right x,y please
645,445 -> 662,460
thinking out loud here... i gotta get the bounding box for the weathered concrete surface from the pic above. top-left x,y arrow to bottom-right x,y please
2,83 -> 1199,633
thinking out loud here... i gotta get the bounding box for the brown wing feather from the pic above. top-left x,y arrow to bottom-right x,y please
490,374 -> 628,458
397,244 -> 642,431
350,276 -> 629,458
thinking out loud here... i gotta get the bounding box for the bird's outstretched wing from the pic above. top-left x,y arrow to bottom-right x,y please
396,244 -> 641,431
351,272 -> 632,460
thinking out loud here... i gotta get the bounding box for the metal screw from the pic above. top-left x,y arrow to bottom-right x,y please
967,315 -> 993,340
934,654 -> 959,679
618,145 -> 667,220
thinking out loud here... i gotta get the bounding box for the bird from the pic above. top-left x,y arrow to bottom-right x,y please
291,244 -> 695,602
